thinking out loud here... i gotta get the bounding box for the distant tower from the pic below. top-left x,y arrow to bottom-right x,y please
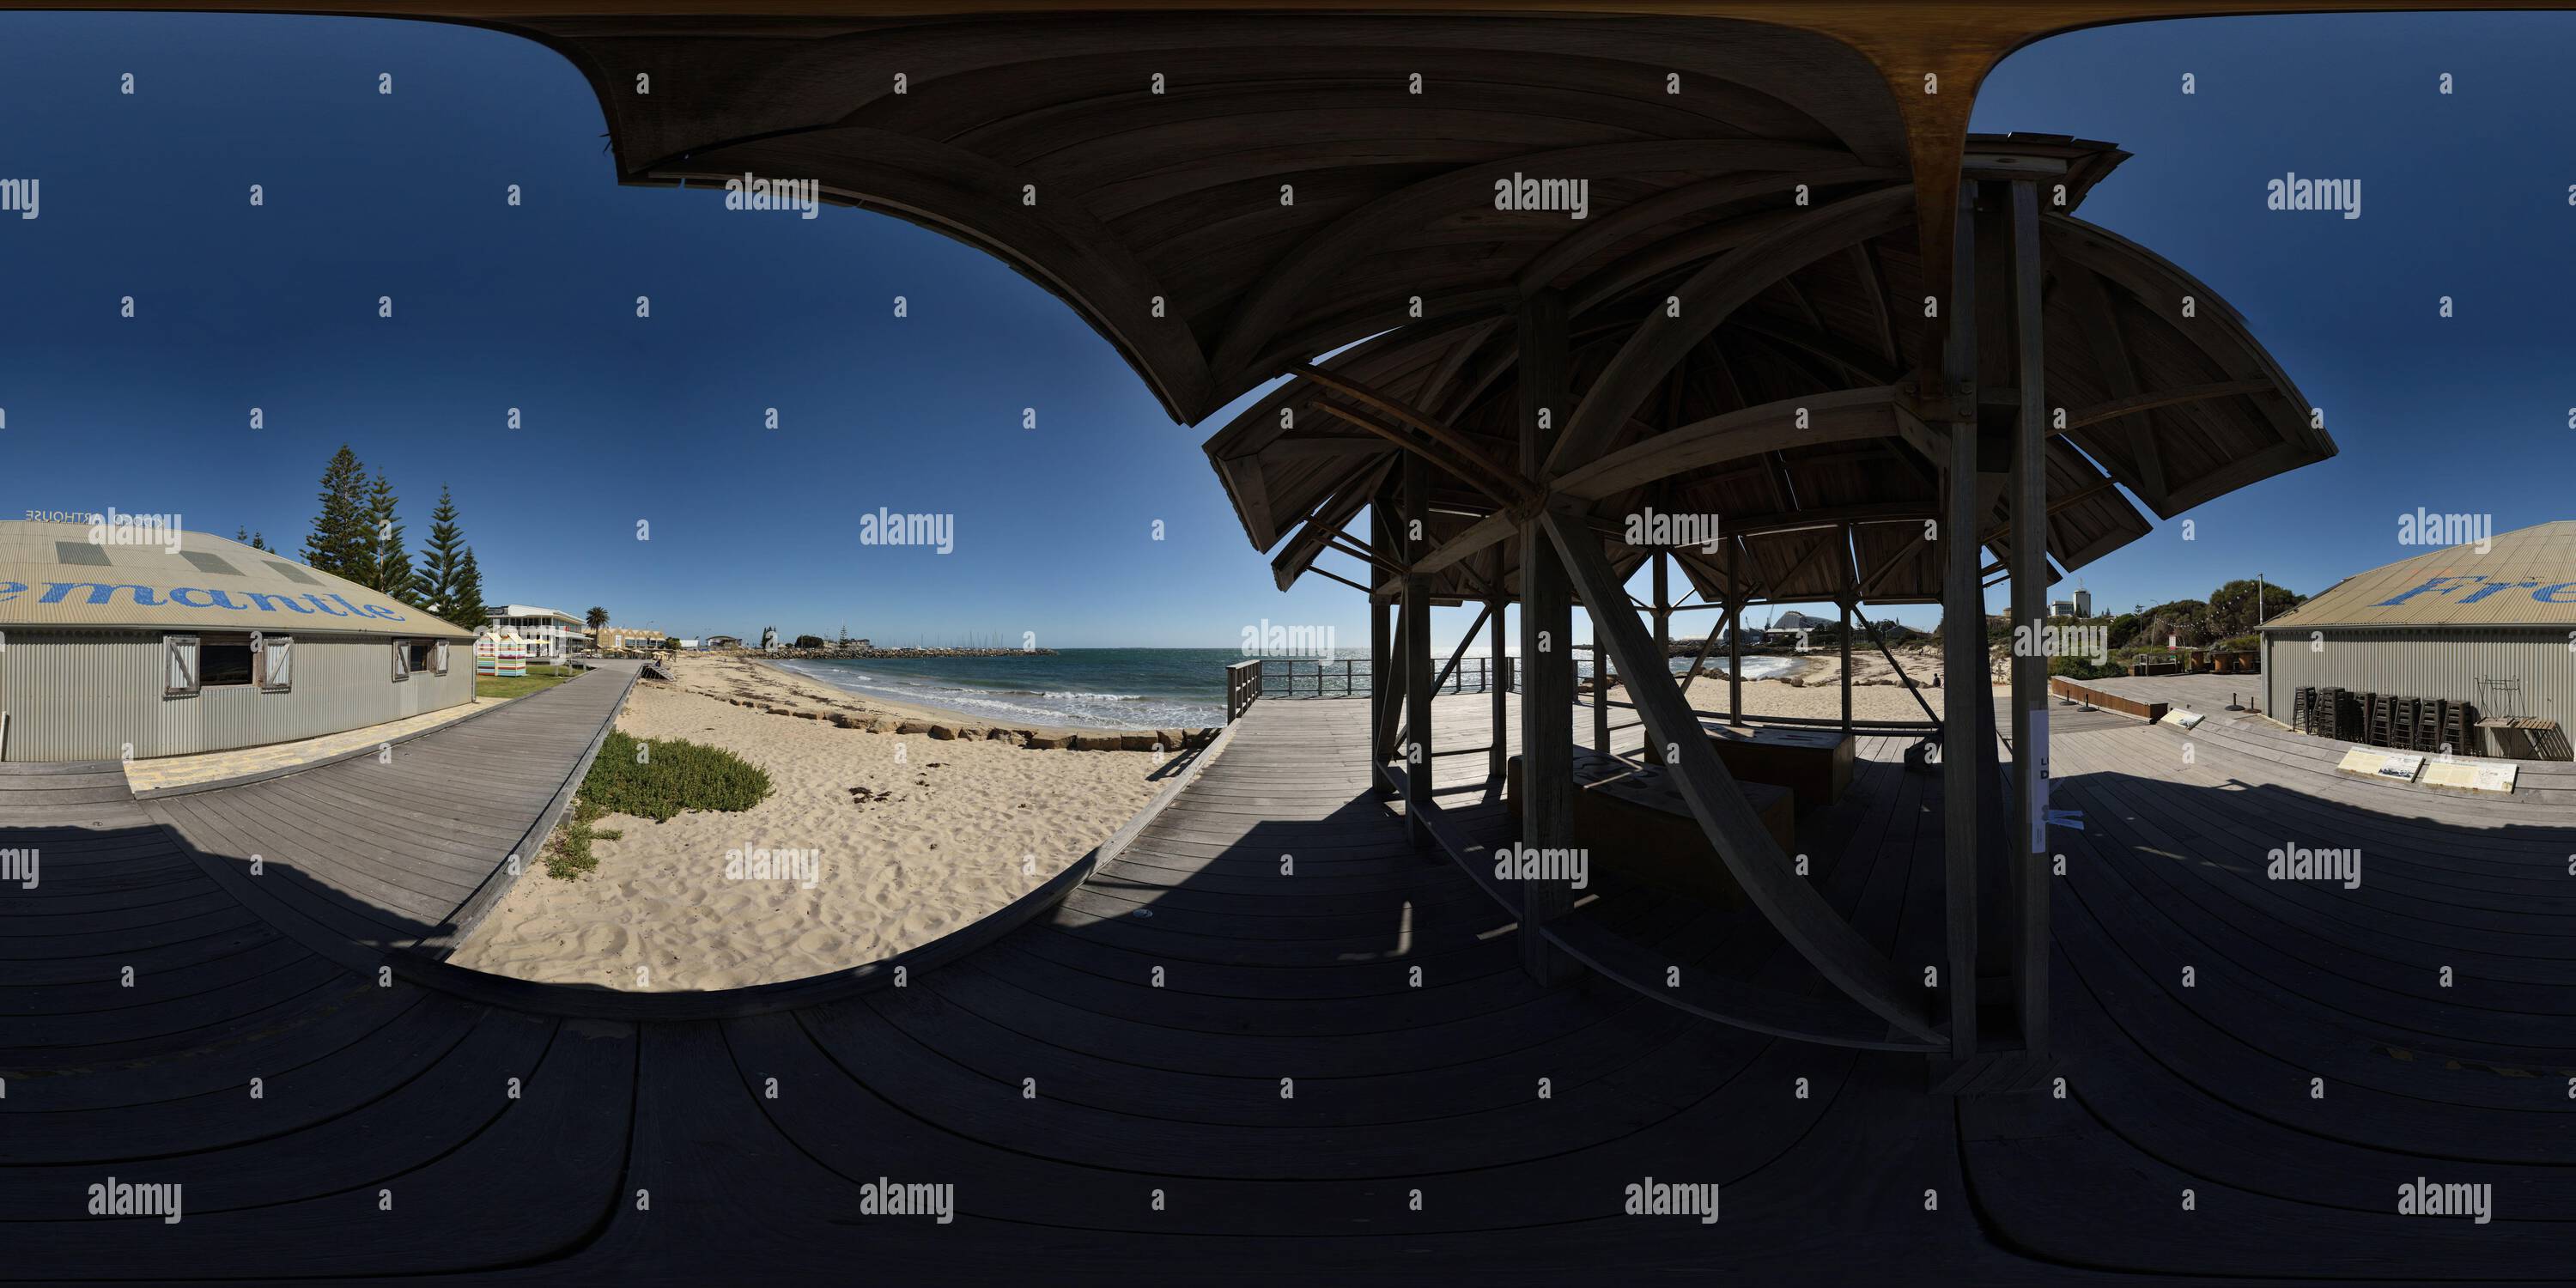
761,625 -> 780,651
2073,586 -> 2093,617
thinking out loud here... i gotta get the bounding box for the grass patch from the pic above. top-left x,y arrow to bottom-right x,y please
542,730 -> 771,879
541,797 -> 622,880
477,664 -> 578,702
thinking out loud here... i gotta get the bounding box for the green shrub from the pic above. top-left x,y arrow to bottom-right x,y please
580,730 -> 773,823
540,732 -> 769,878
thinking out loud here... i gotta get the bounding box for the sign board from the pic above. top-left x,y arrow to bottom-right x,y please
2026,714 -> 2050,853
2336,748 -> 2424,782
2421,761 -> 2518,795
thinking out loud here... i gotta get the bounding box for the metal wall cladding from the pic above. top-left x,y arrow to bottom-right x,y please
0,629 -> 474,761
2264,627 -> 2576,731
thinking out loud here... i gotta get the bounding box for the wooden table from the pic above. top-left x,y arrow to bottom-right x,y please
1706,724 -> 1855,811
1509,749 -> 1797,908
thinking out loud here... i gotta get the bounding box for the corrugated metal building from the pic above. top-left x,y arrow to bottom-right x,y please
0,521 -> 476,761
2262,521 -> 2576,735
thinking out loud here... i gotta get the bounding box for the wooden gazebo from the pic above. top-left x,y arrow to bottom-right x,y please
445,7 -> 2340,1072
1199,125 -> 2328,1067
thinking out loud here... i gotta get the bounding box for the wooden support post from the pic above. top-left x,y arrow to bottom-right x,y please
1403,449 -> 1434,848
1648,552 -> 1670,762
1489,545 -> 1508,781
1840,597 -> 1854,735
1941,182 -> 1983,1060
1727,543 -> 1745,727
2009,179 -> 2052,1057
1370,481 -> 1397,799
1517,289 -> 1577,983
1592,640 -> 1612,754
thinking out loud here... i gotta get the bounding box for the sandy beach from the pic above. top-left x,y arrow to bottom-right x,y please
1662,641 -> 1987,725
447,665 -> 1169,991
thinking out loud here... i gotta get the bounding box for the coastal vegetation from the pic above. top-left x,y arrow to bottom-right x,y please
543,730 -> 773,878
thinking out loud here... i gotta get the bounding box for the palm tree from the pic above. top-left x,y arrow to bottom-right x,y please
586,607 -> 609,632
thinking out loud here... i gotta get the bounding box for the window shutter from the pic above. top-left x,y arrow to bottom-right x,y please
166,635 -> 200,697
434,640 -> 450,676
262,635 -> 294,693
392,639 -> 410,682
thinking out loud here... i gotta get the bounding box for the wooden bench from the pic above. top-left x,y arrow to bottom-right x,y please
1507,750 -> 1796,908
2050,676 -> 2167,722
1705,724 -> 1854,811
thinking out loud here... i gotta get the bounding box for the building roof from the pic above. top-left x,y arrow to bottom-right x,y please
2262,522 -> 2576,631
490,605 -> 583,625
0,521 -> 474,640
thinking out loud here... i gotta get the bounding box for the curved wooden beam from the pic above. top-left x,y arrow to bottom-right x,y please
655,127 -> 1214,422
1518,164 -> 1898,295
1553,386 -> 1907,501
1541,510 -> 1939,1042
1267,453 -> 1397,589
1210,139 -> 1863,386
1547,185 -> 1915,476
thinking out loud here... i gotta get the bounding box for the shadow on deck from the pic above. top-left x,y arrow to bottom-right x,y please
7,687 -> 2576,1279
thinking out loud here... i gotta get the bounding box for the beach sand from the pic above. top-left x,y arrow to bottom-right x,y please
447,673 -> 1167,991
1662,642 -> 1980,725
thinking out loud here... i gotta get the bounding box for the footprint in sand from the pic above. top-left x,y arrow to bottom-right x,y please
577,922 -> 629,956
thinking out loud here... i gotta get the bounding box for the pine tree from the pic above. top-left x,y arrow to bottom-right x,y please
451,549 -> 489,630
414,484 -> 474,622
252,532 -> 269,551
365,472 -> 416,606
303,446 -> 371,579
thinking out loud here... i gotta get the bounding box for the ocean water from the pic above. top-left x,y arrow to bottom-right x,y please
774,649 -> 1244,731
770,647 -> 1806,731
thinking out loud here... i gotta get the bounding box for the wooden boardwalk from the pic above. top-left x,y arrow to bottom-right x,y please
7,679 -> 2576,1279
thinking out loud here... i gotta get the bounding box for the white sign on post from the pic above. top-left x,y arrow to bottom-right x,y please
2027,715 -> 2050,853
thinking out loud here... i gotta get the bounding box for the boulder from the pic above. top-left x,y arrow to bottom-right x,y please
1072,733 -> 1122,751
829,713 -> 861,728
927,725 -> 959,740
1025,733 -> 1072,750
1118,732 -> 1160,752
896,720 -> 933,736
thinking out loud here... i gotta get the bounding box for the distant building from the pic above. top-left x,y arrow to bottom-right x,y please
0,521 -> 475,761
2263,521 -> 2576,736
2048,598 -> 2076,618
702,635 -> 744,650
673,638 -> 701,650
485,605 -> 589,663
595,626 -> 665,651
760,625 -> 780,651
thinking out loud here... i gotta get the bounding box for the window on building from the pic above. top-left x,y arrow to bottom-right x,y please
257,635 -> 295,693
198,633 -> 256,687
406,641 -> 438,675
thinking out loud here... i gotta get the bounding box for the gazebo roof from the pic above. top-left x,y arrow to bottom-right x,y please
1201,136 -> 2331,605
553,13 -> 1917,425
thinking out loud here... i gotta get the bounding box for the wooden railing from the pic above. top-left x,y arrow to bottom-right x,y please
1246,656 -> 1511,700
1225,659 -> 1263,723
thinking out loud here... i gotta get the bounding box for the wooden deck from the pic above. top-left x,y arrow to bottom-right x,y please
7,680 -> 2576,1279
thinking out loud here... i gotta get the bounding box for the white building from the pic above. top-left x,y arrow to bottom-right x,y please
485,605 -> 591,663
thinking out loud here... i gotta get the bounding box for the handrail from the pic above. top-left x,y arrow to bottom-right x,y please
1224,659 -> 1263,722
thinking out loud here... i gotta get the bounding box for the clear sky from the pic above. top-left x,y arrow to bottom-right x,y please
3,11 -> 2567,648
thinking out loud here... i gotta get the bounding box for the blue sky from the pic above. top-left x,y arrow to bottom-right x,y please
2,11 -> 2567,647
